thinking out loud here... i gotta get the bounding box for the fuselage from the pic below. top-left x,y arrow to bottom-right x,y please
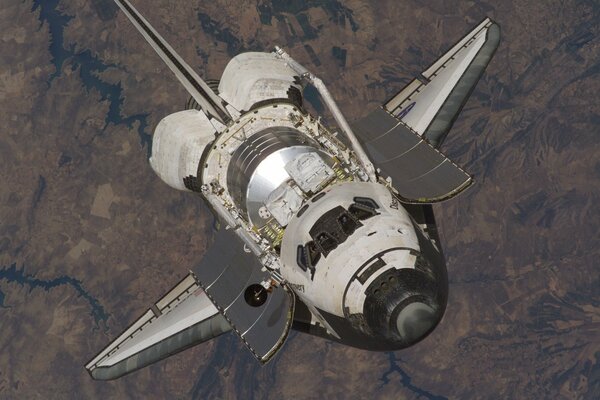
148,52 -> 448,350
87,1 -> 498,378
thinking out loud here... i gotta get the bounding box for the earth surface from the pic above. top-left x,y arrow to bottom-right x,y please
0,0 -> 599,399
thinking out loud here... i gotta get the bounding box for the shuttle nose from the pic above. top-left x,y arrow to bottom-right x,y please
363,267 -> 446,346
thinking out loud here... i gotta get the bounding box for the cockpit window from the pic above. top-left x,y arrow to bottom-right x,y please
349,203 -> 377,220
296,245 -> 309,271
338,211 -> 359,235
307,241 -> 321,267
307,205 -> 373,259
353,197 -> 379,209
296,241 -> 321,277
315,232 -> 337,255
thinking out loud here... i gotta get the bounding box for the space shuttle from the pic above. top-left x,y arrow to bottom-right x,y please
86,0 -> 500,380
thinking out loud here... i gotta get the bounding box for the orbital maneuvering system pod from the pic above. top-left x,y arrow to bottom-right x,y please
86,0 -> 500,380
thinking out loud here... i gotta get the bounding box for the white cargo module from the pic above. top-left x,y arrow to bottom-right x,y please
86,0 -> 500,380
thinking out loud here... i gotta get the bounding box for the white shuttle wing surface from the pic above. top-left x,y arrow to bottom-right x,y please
85,274 -> 231,380
384,18 -> 500,146
351,18 -> 499,202
113,0 -> 234,124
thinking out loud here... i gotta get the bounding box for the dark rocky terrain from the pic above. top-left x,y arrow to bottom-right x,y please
0,0 -> 598,398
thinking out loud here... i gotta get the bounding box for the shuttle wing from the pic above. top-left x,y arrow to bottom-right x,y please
192,225 -> 295,363
113,0 -> 234,124
384,18 -> 500,147
85,274 -> 231,380
86,224 -> 295,380
351,18 -> 500,203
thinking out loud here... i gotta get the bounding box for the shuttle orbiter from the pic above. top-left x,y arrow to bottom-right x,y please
86,0 -> 499,380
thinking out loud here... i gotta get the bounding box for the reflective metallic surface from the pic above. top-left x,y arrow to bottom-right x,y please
86,0 -> 501,380
226,126 -> 335,226
246,146 -> 316,226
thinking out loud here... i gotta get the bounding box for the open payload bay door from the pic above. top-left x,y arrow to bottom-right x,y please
384,18 -> 500,147
192,225 -> 295,363
86,274 -> 231,380
352,108 -> 473,203
112,0 -> 234,124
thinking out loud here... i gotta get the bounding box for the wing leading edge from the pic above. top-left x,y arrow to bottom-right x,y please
385,18 -> 500,147
351,18 -> 499,203
85,274 -> 231,380
86,224 -> 296,380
